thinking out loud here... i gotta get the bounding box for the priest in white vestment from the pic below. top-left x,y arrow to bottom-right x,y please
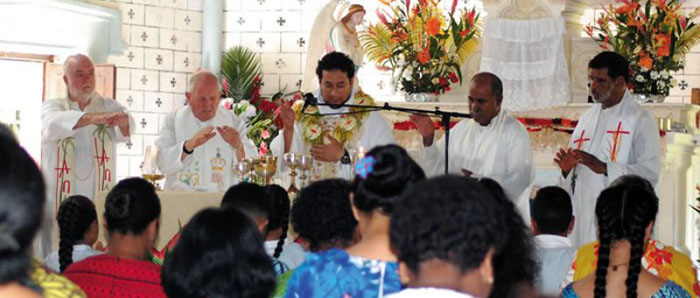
40,54 -> 134,257
155,71 -> 257,191
271,52 -> 395,180
411,72 -> 534,220
554,52 -> 661,246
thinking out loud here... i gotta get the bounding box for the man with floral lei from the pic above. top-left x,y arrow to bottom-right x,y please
554,51 -> 661,247
272,51 -> 395,180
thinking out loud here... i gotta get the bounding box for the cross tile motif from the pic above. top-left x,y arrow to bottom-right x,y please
140,118 -> 147,129
126,95 -> 134,106
170,35 -> 178,45
237,17 -> 245,25
296,38 -> 306,48
170,78 -> 177,88
128,9 -> 135,19
126,140 -> 133,149
257,0 -> 265,4
184,57 -> 190,67
679,80 -> 689,90
377,80 -> 385,90
298,0 -> 305,4
184,16 -> 191,26
296,79 -> 302,88
256,38 -> 265,48
127,52 -> 135,62
275,58 -> 285,69
156,54 -> 163,65
140,75 -> 148,85
141,32 -> 148,42
277,17 -> 286,26
155,97 -> 163,107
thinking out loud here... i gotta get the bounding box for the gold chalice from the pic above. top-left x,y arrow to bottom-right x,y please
254,160 -> 277,185
283,153 -> 300,194
234,159 -> 252,183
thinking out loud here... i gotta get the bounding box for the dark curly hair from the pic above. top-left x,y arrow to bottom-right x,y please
479,178 -> 539,298
593,183 -> 658,298
104,177 -> 161,235
57,195 -> 97,272
264,184 -> 289,259
162,207 -> 276,298
391,175 -> 507,276
352,144 -> 425,214
292,179 -> 357,251
531,186 -> 572,235
221,182 -> 271,227
0,124 -> 45,284
315,51 -> 356,81
588,51 -> 630,83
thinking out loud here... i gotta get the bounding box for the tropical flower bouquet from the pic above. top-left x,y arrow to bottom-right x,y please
585,0 -> 700,97
361,0 -> 480,97
221,46 -> 300,156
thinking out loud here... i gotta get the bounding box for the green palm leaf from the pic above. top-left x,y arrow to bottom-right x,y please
221,46 -> 262,101
674,25 -> 700,62
360,23 -> 395,66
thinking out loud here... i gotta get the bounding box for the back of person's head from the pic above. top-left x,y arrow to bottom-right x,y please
478,178 -> 539,298
0,124 -> 45,284
57,195 -> 97,272
352,144 -> 426,214
531,186 -> 573,236
264,184 -> 290,258
588,51 -> 630,83
221,182 -> 271,227
292,179 -> 357,251
391,176 -> 506,297
162,207 -> 276,298
104,178 -> 161,235
315,51 -> 356,81
593,183 -> 658,298
610,174 -> 655,193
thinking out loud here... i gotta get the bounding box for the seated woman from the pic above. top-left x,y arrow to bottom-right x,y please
285,144 -> 426,297
562,175 -> 699,296
387,176 -> 507,298
0,124 -> 83,297
44,195 -> 102,273
221,182 -> 289,275
161,207 -> 277,298
264,184 -> 306,269
64,178 -> 165,297
562,182 -> 690,297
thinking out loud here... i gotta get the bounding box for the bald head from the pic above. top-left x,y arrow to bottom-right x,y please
188,71 -> 221,93
63,54 -> 96,103
468,72 -> 503,126
470,72 -> 503,102
186,71 -> 222,121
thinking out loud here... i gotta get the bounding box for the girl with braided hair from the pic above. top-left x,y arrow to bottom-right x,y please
562,183 -> 689,297
264,184 -> 305,269
44,195 -> 102,273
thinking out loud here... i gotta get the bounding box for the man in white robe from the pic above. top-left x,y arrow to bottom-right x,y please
411,72 -> 534,220
40,54 -> 134,257
554,52 -> 661,246
272,52 -> 395,180
155,71 -> 257,191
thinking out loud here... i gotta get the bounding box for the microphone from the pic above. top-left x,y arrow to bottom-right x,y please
301,93 -> 317,113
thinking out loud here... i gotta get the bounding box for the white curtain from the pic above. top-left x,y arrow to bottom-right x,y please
480,17 -> 571,112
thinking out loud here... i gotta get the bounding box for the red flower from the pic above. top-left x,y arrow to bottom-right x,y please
293,92 -> 302,101
648,247 -> 672,265
448,72 -> 458,83
258,99 -> 278,114
439,77 -> 447,86
221,78 -> 230,96
377,11 -> 389,26
416,51 -> 430,65
444,86 -> 451,92
451,0 -> 458,13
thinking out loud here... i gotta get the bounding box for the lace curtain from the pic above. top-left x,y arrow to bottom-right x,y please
480,17 -> 571,111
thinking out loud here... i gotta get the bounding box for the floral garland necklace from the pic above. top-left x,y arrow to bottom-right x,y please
293,89 -> 375,146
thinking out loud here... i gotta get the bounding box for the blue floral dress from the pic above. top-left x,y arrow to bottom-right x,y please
561,280 -> 690,297
285,248 -> 402,298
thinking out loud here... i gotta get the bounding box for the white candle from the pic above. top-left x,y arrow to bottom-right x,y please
357,146 -> 365,160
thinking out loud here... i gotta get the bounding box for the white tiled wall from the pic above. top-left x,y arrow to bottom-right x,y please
91,0 -> 203,181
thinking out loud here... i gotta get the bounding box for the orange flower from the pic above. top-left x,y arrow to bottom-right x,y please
614,2 -> 638,14
416,51 -> 430,65
638,52 -> 654,69
391,30 -> 408,42
656,33 -> 671,57
425,16 -> 442,36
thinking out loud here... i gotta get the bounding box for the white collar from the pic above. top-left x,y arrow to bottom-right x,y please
534,234 -> 573,249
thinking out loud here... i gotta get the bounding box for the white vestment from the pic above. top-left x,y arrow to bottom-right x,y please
40,97 -> 133,257
270,89 -> 396,181
421,109 -> 534,220
155,106 -> 257,191
560,90 -> 661,246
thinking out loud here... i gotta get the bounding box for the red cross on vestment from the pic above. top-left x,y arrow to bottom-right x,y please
573,130 -> 590,150
606,121 -> 630,162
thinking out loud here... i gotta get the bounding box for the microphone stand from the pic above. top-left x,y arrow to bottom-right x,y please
304,101 -> 470,175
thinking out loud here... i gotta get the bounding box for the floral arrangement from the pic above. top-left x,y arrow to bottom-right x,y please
361,0 -> 480,95
222,76 -> 301,156
585,0 -> 700,96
